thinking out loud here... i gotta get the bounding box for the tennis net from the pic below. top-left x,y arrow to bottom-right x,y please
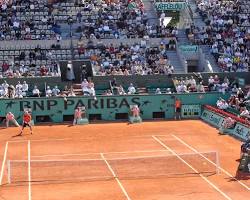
7,151 -> 219,184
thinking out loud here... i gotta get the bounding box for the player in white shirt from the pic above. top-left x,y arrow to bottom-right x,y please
32,85 -> 40,97
52,86 -> 60,96
239,107 -> 250,118
22,81 -> 29,97
128,83 -> 136,95
46,86 -> 52,97
81,79 -> 89,95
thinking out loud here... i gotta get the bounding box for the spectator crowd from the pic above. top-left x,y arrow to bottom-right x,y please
0,0 -> 179,40
78,39 -> 176,76
0,80 -> 79,98
186,0 -> 250,72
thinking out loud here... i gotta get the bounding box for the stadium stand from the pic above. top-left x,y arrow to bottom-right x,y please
186,0 -> 250,72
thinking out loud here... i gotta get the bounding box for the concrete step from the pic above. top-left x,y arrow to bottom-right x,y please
166,51 -> 185,73
200,45 -> 221,72
142,0 -> 159,25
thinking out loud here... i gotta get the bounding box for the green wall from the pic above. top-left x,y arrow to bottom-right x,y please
0,92 -> 228,123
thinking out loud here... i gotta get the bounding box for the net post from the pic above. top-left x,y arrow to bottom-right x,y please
216,151 -> 220,174
7,160 -> 11,184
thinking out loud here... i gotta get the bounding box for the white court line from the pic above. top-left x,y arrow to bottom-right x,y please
171,134 -> 250,191
12,153 -> 187,162
30,149 -> 171,158
8,150 -> 219,163
100,153 -> 131,200
8,138 -> 72,143
7,135 -> 177,144
0,142 -> 8,185
152,136 -> 232,200
28,140 -> 32,200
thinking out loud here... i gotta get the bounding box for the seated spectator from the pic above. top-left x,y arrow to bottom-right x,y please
40,65 -> 48,76
52,86 -> 60,96
0,84 -> 6,98
239,107 -> 250,119
166,88 -> 172,94
105,90 -> 113,96
88,80 -> 96,96
228,95 -> 237,108
220,80 -> 229,94
22,81 -> 29,97
8,85 -> 15,98
128,83 -> 136,95
15,87 -> 23,99
189,76 -> 196,87
216,98 -> 229,110
81,79 -> 89,95
237,88 -> 245,101
231,85 -> 239,95
155,88 -> 162,94
196,82 -> 205,93
188,83 -> 197,92
15,81 -> 23,92
118,85 -> 126,95
213,75 -> 220,89
176,83 -> 188,93
46,86 -> 52,97
208,76 -> 215,91
32,86 -> 40,97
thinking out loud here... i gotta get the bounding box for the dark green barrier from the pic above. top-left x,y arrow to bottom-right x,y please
201,108 -> 250,141
200,109 -> 224,127
0,92 -> 228,123
233,124 -> 250,141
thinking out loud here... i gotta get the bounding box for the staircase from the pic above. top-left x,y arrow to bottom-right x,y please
72,84 -> 83,96
142,0 -> 159,26
59,23 -> 82,39
200,45 -> 221,72
177,29 -> 190,45
166,51 -> 185,73
187,0 -> 221,72
188,0 -> 206,28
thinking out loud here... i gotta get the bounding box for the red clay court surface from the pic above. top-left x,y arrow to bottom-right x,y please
0,120 -> 249,200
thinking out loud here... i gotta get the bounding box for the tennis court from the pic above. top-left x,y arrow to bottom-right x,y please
0,120 -> 249,200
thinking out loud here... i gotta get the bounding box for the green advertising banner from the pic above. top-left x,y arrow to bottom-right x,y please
0,93 -> 226,123
201,108 -> 250,141
181,105 -> 201,118
232,123 -> 250,141
200,110 -> 224,128
179,45 -> 199,53
155,2 -> 187,11
0,95 -> 175,122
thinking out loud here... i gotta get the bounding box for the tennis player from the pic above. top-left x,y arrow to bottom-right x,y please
73,107 -> 84,125
175,98 -> 182,120
5,112 -> 19,128
17,111 -> 33,136
131,105 -> 140,117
